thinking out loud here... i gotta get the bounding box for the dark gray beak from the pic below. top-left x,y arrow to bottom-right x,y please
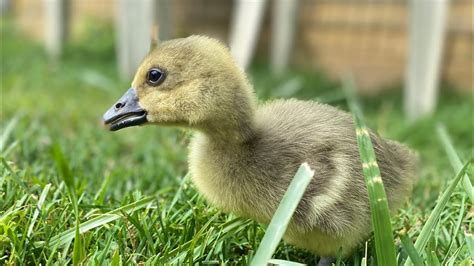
103,88 -> 147,131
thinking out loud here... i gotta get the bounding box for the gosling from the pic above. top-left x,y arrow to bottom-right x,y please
103,36 -> 417,265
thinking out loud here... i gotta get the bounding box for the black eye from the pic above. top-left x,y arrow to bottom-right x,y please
146,68 -> 165,86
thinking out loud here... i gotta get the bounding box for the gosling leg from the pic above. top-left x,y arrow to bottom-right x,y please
317,256 -> 335,266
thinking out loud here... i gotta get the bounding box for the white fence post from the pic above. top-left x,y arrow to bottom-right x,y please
155,0 -> 172,41
44,0 -> 69,61
405,0 -> 449,119
229,0 -> 268,70
271,0 -> 299,75
0,0 -> 11,14
116,0 -> 154,79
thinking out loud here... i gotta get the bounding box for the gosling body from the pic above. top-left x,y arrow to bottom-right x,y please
103,35 -> 418,260
189,99 -> 415,257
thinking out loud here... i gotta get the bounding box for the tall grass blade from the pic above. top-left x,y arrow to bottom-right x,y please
343,76 -> 397,266
442,195 -> 465,265
251,163 -> 314,266
111,248 -> 120,266
268,259 -> 306,266
429,251 -> 441,266
97,232 -> 115,265
404,160 -> 472,266
52,144 -> 84,265
361,242 -> 368,266
52,144 -> 75,193
465,229 -> 474,260
37,196 -> 154,247
73,225 -> 83,266
436,124 -> 474,203
399,231 -> 423,266
168,173 -> 190,212
0,116 -> 18,153
27,183 -> 51,237
94,173 -> 113,204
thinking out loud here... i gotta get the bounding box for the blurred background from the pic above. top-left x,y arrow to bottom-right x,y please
1,0 -> 473,192
5,0 -> 473,113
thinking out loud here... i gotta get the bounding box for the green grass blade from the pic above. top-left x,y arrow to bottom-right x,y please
36,196 -> 155,247
0,115 -> 18,153
72,225 -> 83,266
344,77 -> 397,266
251,163 -> 314,266
168,173 -> 190,212
27,183 -> 51,238
267,259 -> 306,266
465,229 -> 474,260
52,144 -> 75,195
399,231 -> 423,266
52,144 -> 83,264
436,124 -> 474,203
361,242 -> 368,266
429,250 -> 441,266
442,195 -> 466,264
404,160 -> 472,266
97,231 -> 115,265
111,248 -> 121,266
61,240 -> 72,264
94,173 -> 113,204
52,144 -> 79,226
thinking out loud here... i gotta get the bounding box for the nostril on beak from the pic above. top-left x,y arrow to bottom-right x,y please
115,102 -> 125,110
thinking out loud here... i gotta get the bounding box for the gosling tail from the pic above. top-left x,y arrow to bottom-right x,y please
381,139 -> 420,210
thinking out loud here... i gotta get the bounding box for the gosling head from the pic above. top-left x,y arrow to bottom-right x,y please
103,36 -> 256,134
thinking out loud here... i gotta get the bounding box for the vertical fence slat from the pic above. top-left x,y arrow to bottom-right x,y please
155,0 -> 172,41
405,0 -> 449,119
44,0 -> 70,61
229,0 -> 268,70
116,0 -> 154,79
270,0 -> 299,75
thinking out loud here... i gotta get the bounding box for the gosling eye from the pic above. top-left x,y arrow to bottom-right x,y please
146,68 -> 165,86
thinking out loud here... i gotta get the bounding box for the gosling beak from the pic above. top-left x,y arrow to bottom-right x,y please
103,88 -> 148,131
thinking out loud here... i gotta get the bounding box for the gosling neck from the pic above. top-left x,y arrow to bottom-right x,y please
199,86 -> 257,145
202,117 -> 255,145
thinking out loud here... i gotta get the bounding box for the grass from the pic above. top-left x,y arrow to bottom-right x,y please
344,77 -> 397,265
1,20 -> 473,265
436,125 -> 474,204
404,160 -> 472,266
252,163 -> 314,265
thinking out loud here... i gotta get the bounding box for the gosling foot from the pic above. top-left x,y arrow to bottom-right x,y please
317,256 -> 335,266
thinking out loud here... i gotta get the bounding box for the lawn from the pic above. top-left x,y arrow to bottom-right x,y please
1,21 -> 473,265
